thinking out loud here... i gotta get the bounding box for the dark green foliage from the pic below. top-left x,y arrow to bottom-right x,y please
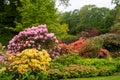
100,33 -> 120,52
0,71 -> 15,80
0,28 -> 15,46
110,51 -> 120,58
0,70 -> 48,80
79,6 -> 114,33
0,0 -> 20,45
60,5 -> 115,35
60,9 -> 80,34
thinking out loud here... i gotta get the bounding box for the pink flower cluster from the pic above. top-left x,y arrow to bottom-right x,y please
7,24 -> 60,58
49,46 -> 62,58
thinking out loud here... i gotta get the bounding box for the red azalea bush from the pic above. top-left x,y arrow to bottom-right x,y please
7,24 -> 61,58
58,37 -> 110,58
67,37 -> 86,53
58,37 -> 86,54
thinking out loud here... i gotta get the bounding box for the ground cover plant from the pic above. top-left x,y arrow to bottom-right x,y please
47,54 -> 120,79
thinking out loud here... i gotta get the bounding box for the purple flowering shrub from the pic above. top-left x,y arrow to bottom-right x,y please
7,24 -> 61,58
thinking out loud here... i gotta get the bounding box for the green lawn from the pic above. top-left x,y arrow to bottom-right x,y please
67,76 -> 120,80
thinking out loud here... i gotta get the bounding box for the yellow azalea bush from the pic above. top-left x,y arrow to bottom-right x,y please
4,48 -> 51,74
0,67 -> 6,73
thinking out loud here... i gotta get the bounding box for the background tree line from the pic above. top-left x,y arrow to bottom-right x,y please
60,5 -> 117,35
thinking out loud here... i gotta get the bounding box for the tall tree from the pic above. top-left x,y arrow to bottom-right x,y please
60,5 -> 116,34
60,9 -> 80,34
78,5 -> 115,33
78,5 -> 96,30
0,0 -> 70,31
13,0 -> 57,31
112,0 -> 120,23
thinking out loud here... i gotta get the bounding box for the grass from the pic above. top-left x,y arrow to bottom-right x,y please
68,76 -> 120,80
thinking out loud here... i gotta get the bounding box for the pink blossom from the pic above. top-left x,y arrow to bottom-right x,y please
47,33 -> 54,38
55,40 -> 59,43
28,44 -> 31,47
39,35 -> 43,38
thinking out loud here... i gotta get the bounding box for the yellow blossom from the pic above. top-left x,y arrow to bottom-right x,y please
10,61 -> 21,66
16,53 -> 22,57
17,64 -> 29,74
31,59 -> 40,63
5,48 -> 52,74
0,67 -> 6,72
7,54 -> 15,60
46,58 -> 51,62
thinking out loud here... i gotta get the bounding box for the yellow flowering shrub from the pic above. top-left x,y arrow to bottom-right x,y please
0,67 -> 6,73
4,48 -> 51,74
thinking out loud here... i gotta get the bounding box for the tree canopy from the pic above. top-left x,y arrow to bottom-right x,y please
60,5 -> 116,34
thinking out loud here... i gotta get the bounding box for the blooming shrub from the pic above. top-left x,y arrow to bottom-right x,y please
57,37 -> 86,54
4,48 -> 51,74
7,24 -> 61,58
79,37 -> 110,58
49,46 -> 61,58
67,37 -> 86,53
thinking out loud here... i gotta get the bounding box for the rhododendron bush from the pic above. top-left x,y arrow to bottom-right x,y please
7,24 -> 61,58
